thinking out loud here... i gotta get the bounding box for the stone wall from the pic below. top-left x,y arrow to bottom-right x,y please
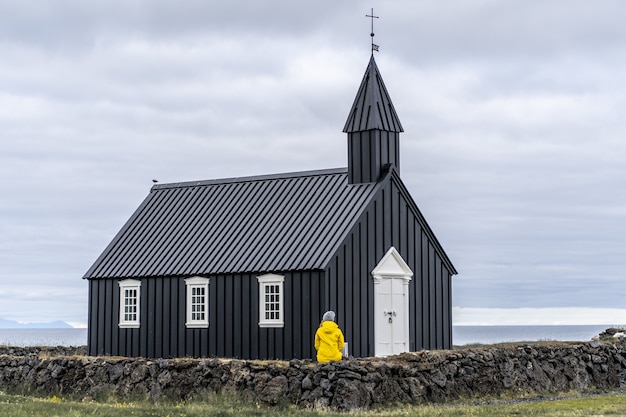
1,341 -> 626,411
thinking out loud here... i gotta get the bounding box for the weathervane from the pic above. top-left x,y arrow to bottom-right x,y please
366,8 -> 379,53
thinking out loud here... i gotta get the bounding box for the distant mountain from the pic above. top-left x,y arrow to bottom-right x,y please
0,318 -> 73,329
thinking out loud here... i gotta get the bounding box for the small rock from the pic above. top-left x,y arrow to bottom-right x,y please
301,375 -> 313,390
258,375 -> 288,405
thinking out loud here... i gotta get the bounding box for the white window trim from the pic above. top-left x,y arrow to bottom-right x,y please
118,279 -> 141,328
185,277 -> 210,328
257,274 -> 285,328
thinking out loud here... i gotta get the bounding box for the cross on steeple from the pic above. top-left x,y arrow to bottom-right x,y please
366,8 -> 379,53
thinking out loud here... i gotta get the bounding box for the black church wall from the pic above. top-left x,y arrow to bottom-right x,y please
87,270 -> 324,360
348,130 -> 400,183
323,173 -> 453,357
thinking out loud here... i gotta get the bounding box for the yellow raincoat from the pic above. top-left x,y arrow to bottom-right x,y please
314,320 -> 345,363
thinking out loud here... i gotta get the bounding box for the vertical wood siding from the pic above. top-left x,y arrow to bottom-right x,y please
87,271 -> 323,360
348,131 -> 400,184
87,170 -> 454,359
323,175 -> 453,356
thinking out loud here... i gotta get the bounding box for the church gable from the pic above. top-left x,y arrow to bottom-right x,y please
324,166 -> 456,276
323,166 -> 456,354
387,170 -> 457,275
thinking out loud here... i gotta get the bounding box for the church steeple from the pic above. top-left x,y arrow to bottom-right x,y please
343,55 -> 403,184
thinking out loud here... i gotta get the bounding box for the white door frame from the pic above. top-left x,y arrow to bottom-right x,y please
372,247 -> 413,357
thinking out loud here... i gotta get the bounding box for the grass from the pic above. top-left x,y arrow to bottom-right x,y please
2,391 -> 626,417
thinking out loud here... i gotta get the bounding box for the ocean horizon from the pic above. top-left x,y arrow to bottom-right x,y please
0,324 -> 620,348
452,324 -> 620,346
0,328 -> 88,347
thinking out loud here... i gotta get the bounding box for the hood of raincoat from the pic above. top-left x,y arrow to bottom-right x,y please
321,320 -> 338,333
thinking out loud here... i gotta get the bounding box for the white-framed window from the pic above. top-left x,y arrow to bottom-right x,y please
118,279 -> 141,328
185,277 -> 210,328
257,274 -> 284,328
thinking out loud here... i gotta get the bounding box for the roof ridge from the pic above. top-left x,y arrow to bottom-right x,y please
151,167 -> 349,190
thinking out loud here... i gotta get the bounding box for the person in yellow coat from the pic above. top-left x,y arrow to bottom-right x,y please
314,310 -> 345,363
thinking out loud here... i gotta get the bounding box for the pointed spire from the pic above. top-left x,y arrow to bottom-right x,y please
343,55 -> 403,133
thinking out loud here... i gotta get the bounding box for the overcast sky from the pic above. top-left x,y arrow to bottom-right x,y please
1,0 -> 624,327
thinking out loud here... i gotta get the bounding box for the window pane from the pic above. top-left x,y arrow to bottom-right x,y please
258,278 -> 283,325
122,286 -> 139,323
188,284 -> 208,323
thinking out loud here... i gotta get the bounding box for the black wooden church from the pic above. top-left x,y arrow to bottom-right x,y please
84,53 -> 457,360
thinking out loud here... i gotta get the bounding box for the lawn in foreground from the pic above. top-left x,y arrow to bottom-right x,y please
1,392 -> 626,417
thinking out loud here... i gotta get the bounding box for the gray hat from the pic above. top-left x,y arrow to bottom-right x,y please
322,311 -> 336,322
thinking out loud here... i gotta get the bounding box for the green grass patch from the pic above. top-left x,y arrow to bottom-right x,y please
2,391 -> 626,417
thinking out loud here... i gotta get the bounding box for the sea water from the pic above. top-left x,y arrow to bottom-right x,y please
0,325 -> 619,347
0,328 -> 87,347
452,324 -> 620,346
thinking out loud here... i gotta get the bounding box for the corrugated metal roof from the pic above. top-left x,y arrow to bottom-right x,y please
343,55 -> 404,133
84,168 -> 379,279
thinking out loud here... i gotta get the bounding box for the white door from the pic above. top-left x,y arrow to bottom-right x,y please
375,277 -> 409,356
372,247 -> 413,357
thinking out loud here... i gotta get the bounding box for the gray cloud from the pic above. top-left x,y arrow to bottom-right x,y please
1,0 -> 625,325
